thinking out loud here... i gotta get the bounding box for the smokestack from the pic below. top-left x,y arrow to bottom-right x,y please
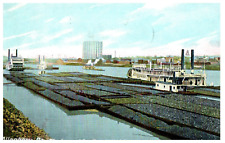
173,72 -> 176,83
8,49 -> 10,61
16,49 -> 18,57
181,49 -> 184,70
39,55 -> 41,64
149,61 -> 152,70
191,49 -> 194,70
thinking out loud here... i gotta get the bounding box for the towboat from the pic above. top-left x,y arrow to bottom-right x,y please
83,65 -> 104,71
83,59 -> 104,71
6,49 -> 25,71
127,49 -> 206,92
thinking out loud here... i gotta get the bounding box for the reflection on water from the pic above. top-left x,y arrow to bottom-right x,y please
3,77 -> 168,140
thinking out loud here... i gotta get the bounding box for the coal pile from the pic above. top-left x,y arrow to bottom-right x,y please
125,103 -> 219,135
57,90 -> 111,105
108,105 -> 219,140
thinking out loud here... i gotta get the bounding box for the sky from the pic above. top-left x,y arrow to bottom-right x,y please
3,3 -> 220,58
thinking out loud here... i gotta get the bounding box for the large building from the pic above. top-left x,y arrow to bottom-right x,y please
102,55 -> 112,60
83,41 -> 103,59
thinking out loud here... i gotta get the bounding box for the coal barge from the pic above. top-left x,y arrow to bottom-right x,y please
3,70 -> 220,140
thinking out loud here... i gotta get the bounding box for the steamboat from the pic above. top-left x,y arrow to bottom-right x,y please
6,49 -> 25,71
127,49 -> 206,92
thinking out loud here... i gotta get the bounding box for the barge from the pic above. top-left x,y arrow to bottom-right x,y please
3,71 -> 220,139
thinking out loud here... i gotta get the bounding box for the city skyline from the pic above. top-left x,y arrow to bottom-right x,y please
3,3 -> 220,58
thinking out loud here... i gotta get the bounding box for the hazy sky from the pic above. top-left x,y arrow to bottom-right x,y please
3,3 -> 220,58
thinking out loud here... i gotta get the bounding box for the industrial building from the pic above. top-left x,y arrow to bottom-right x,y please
102,55 -> 112,60
83,41 -> 103,59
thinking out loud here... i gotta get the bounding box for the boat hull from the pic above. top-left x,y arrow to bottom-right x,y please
8,68 -> 25,71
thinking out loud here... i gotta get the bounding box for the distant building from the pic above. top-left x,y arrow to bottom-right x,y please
138,59 -> 148,64
83,41 -> 103,59
119,58 -> 132,65
77,58 -> 83,63
157,58 -> 166,64
106,60 -> 111,63
165,56 -> 174,63
102,55 -> 112,60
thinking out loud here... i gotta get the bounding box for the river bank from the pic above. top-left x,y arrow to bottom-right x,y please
3,98 -> 50,140
3,62 -> 220,71
45,63 -> 222,70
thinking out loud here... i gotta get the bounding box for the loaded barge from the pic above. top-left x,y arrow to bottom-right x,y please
3,70 -> 220,140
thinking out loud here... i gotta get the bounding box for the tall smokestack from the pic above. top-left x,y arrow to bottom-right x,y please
191,49 -> 194,70
181,49 -> 184,70
38,55 -> 41,64
8,49 -> 10,61
16,49 -> 18,57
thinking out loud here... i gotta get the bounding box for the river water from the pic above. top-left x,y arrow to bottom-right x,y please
3,64 -> 220,140
23,64 -> 221,86
3,67 -> 168,140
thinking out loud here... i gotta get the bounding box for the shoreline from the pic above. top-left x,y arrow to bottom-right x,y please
3,63 -> 220,71
3,98 -> 51,140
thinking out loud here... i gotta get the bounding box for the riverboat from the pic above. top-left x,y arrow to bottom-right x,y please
6,49 -> 25,71
127,49 -> 206,92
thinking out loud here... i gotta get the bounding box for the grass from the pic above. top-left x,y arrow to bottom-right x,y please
64,63 -> 84,66
23,82 -> 46,91
3,98 -> 50,140
118,78 -> 155,85
47,72 -> 77,77
205,64 -> 220,70
107,97 -> 149,104
190,89 -> 220,97
10,73 -> 29,78
35,76 -> 64,83
185,63 -> 220,71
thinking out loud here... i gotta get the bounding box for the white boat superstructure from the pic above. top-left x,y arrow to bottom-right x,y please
127,49 -> 207,92
6,49 -> 24,71
37,55 -> 47,70
127,65 -> 180,82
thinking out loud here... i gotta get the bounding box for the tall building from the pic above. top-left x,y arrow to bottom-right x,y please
102,55 -> 112,60
83,41 -> 103,59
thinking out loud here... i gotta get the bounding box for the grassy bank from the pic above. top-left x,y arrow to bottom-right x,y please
185,63 -> 220,71
3,98 -> 50,140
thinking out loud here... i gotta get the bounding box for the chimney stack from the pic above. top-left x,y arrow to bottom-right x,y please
16,49 -> 18,57
38,55 -> 41,64
191,49 -> 194,70
8,49 -> 10,61
181,49 -> 184,70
